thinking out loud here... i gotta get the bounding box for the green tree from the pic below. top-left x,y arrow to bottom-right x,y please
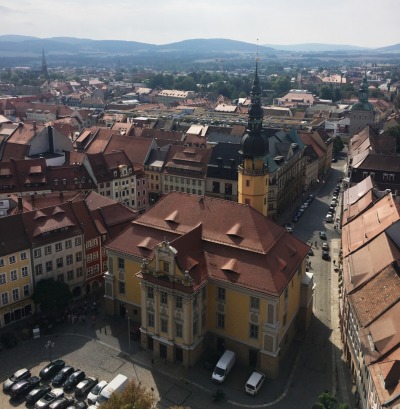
312,391 -> 349,409
32,279 -> 72,315
99,380 -> 156,409
333,136 -> 344,155
386,125 -> 400,153
319,85 -> 334,100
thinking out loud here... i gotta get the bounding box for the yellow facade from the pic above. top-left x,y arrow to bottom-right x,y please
238,157 -> 269,216
0,249 -> 33,327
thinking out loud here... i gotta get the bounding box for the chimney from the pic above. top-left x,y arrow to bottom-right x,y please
18,196 -> 23,212
33,121 -> 36,130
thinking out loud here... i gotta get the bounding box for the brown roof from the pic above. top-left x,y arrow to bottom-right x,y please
107,192 -> 309,295
163,145 -> 211,177
103,135 -> 154,165
0,214 -> 30,256
342,192 -> 400,257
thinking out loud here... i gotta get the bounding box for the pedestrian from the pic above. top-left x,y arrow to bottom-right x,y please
333,260 -> 336,265
104,326 -> 107,335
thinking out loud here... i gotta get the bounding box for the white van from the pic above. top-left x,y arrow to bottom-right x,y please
245,371 -> 265,395
96,374 -> 128,406
211,350 -> 235,383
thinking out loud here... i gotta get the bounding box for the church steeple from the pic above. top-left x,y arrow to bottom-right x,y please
238,53 -> 269,217
358,72 -> 369,104
41,49 -> 50,83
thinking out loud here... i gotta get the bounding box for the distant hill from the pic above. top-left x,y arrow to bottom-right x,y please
375,43 -> 400,53
264,43 -> 370,52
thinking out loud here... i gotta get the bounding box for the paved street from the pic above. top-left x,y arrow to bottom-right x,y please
0,157 -> 355,409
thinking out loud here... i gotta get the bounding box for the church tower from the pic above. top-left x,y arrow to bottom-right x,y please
238,60 -> 269,216
349,72 -> 375,136
41,49 -> 50,83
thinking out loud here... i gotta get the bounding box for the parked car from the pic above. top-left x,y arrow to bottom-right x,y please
74,377 -> 98,398
245,371 -> 265,395
0,332 -> 18,348
26,385 -> 52,405
10,376 -> 40,399
63,370 -> 85,392
40,360 -> 65,380
322,242 -> 329,251
35,388 -> 64,409
49,397 -> 74,409
326,213 -> 333,223
52,366 -> 75,387
319,231 -> 327,240
66,401 -> 87,409
308,248 -> 314,256
3,368 -> 31,393
87,380 -> 107,405
322,251 -> 331,261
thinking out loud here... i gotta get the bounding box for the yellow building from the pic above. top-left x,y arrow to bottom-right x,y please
105,191 -> 313,378
0,214 -> 33,327
238,62 -> 269,216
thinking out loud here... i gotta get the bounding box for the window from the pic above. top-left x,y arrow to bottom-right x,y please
250,297 -> 260,311
76,252 -> 82,262
65,239 -> 72,249
57,274 -> 64,283
161,317 -> 168,333
45,245 -> 52,255
246,179 -> 250,187
250,324 -> 259,339
93,265 -> 99,274
35,264 -> 43,276
87,254 -> 92,263
0,273 -> 6,285
9,255 -> 16,264
118,257 -> 125,271
212,181 -> 220,194
76,267 -> 83,277
119,281 -> 125,294
217,313 -> 225,329
93,252 -> 98,261
67,270 -> 74,281
217,287 -> 225,302
20,252 -> 27,260
225,183 -> 233,195
66,255 -> 73,265
75,237 -> 82,246
46,261 -> 53,272
1,292 -> 9,305
147,287 -> 154,299
161,291 -> 168,305
21,266 -> 28,277
163,261 -> 170,273
23,284 -> 30,297
12,288 -> 19,301
10,270 -> 17,281
176,322 -> 183,338
0,258 -> 4,267
148,312 -> 154,328
176,296 -> 182,309
87,266 -> 93,277
34,249 -> 41,258
56,257 -> 63,268
55,242 -> 62,252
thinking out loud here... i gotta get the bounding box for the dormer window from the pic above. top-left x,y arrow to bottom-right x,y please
163,261 -> 170,273
114,171 -> 118,177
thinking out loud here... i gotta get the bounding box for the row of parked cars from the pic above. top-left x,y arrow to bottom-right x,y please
325,185 -> 341,223
2,359 -> 109,409
292,194 -> 314,223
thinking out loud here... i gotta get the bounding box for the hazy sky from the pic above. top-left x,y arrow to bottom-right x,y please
1,0 -> 398,48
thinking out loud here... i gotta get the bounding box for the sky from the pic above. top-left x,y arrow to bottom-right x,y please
0,0 -> 399,48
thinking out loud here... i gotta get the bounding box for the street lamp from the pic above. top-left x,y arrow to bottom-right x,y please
127,315 -> 131,355
45,340 -> 55,362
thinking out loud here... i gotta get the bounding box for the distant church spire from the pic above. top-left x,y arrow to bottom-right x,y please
41,49 -> 50,83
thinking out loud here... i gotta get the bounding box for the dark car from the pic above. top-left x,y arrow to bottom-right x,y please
74,377 -> 98,398
66,401 -> 87,409
3,368 -> 31,393
10,376 -> 40,399
40,360 -> 66,380
319,231 -> 327,240
49,397 -> 74,409
322,250 -> 331,261
52,366 -> 75,387
26,385 -> 52,405
63,370 -> 85,392
0,332 -> 18,348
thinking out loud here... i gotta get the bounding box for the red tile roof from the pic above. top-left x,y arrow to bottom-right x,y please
107,192 -> 309,295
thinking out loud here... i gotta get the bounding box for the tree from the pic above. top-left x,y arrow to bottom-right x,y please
32,279 -> 72,315
333,136 -> 344,155
386,125 -> 400,153
319,85 -> 334,100
98,380 -> 156,409
312,391 -> 349,409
